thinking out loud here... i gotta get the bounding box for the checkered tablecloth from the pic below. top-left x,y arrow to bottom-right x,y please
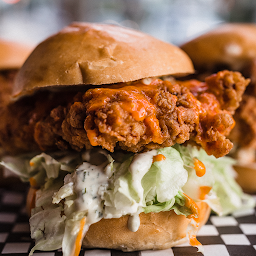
0,187 -> 256,256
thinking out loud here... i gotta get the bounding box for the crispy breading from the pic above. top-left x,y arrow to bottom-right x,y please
0,71 -> 248,158
189,60 -> 256,154
229,95 -> 256,149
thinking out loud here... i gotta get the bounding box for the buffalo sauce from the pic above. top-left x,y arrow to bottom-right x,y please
144,115 -> 163,144
199,186 -> 212,200
73,217 -> 86,256
84,78 -> 235,157
86,129 -> 98,147
189,235 -> 202,247
29,177 -> 38,188
178,80 -> 208,96
153,154 -> 166,163
85,81 -> 165,146
198,93 -> 221,116
193,158 -> 206,177
183,193 -> 203,250
184,193 -> 199,219
26,187 -> 38,216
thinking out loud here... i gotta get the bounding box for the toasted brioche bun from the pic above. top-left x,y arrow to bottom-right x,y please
83,202 -> 210,251
26,187 -> 210,251
13,22 -> 194,97
0,39 -> 33,70
181,23 -> 256,71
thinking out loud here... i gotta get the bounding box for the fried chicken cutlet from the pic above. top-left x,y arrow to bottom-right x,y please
0,70 -> 248,158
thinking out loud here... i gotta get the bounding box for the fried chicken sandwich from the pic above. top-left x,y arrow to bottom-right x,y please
181,23 -> 256,193
0,23 -> 254,256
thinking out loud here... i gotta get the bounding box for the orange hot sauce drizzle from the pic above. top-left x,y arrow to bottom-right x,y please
117,86 -> 164,143
199,186 -> 212,200
86,129 -> 98,146
183,193 -> 203,251
193,158 -> 206,177
153,154 -> 166,163
177,80 -> 208,96
26,187 -> 38,216
183,193 -> 199,220
29,177 -> 38,188
189,234 -> 202,248
73,217 -> 86,256
85,81 -> 165,147
144,115 -> 164,144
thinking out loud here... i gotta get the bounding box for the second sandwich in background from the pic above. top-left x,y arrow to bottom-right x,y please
0,39 -> 33,186
181,23 -> 256,193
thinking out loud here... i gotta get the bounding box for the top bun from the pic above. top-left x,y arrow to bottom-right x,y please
13,22 -> 194,97
0,39 -> 33,70
180,23 -> 256,71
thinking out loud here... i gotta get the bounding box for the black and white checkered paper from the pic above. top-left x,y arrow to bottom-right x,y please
0,188 -> 256,256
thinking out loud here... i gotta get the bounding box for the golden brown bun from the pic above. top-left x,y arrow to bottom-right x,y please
233,164 -> 256,193
83,201 -> 210,251
181,23 -> 256,71
26,187 -> 209,251
13,22 -> 194,97
0,39 -> 33,70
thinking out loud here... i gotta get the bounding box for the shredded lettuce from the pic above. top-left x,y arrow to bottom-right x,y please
143,191 -> 195,217
0,154 -> 34,182
175,145 -> 255,215
1,145 -> 254,256
29,207 -> 66,255
144,147 -> 188,203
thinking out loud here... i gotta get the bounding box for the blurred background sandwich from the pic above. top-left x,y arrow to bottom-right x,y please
181,23 -> 256,193
0,39 -> 33,187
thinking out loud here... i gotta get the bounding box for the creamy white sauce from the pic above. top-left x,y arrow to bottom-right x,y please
128,213 -> 140,232
70,150 -> 158,233
75,162 -> 108,226
125,150 -> 157,232
129,150 -> 157,205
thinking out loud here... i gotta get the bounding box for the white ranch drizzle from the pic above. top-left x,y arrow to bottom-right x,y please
74,162 -> 108,227
128,213 -> 140,232
72,149 -> 158,234
129,150 -> 157,206
127,150 -> 157,232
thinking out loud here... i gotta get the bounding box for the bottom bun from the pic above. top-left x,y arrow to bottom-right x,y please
233,164 -> 256,193
83,202 -> 210,251
27,187 -> 210,251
